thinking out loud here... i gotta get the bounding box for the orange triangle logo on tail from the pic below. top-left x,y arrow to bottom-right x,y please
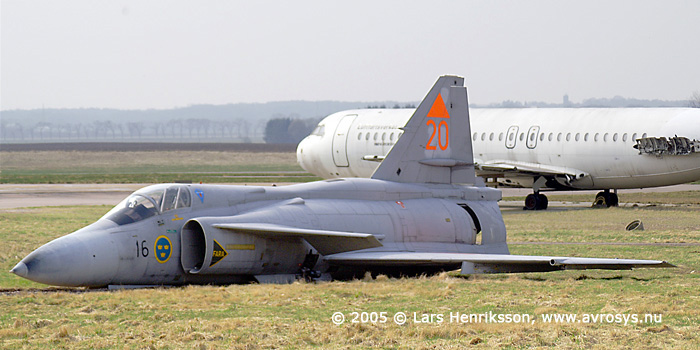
427,93 -> 450,118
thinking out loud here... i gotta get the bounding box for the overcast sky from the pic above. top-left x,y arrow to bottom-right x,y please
2,1 -> 699,110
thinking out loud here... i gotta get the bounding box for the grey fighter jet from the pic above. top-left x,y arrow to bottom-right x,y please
11,76 -> 673,287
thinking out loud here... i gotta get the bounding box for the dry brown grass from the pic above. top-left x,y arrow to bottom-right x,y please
1,150 -> 298,171
1,272 -> 698,349
1,195 -> 699,349
1,150 -> 308,183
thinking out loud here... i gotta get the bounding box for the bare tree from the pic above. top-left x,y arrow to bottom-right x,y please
150,122 -> 166,138
127,122 -> 144,139
34,122 -> 52,140
114,123 -> 124,139
1,120 -> 9,141
238,119 -> 251,140
689,91 -> 700,108
200,119 -> 211,139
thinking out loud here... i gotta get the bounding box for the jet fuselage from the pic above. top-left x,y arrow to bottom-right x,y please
13,181 -> 504,287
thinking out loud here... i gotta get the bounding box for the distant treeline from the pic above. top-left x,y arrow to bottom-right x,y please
484,95 -> 694,108
2,97 -> 696,143
0,101 -> 409,143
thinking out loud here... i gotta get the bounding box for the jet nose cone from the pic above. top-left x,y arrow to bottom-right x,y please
14,229 -> 119,287
10,262 -> 28,278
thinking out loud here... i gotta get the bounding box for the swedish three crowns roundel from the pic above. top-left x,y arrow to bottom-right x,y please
154,236 -> 172,263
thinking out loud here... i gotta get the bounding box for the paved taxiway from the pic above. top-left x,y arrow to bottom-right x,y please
1,183 -> 698,210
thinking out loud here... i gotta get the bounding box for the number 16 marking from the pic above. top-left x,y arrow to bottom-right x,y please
426,119 -> 449,150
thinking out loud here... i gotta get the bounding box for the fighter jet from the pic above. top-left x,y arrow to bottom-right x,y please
11,76 -> 673,287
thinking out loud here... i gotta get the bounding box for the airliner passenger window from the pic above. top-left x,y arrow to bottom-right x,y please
489,133 -> 494,141
584,133 -> 589,141
499,133 -> 504,141
519,133 -> 525,141
374,133 -> 378,141
632,133 -> 637,141
557,133 -> 562,141
481,133 -> 486,141
604,133 -> 609,142
539,134 -> 545,142
382,132 -> 386,141
613,133 -> 618,142
548,133 -> 553,141
575,133 -> 580,141
566,133 -> 571,141
642,133 -> 647,138
390,133 -> 395,141
622,133 -> 628,142
595,133 -> 600,142
366,133 -> 370,141
357,133 -> 362,140
473,133 -> 478,141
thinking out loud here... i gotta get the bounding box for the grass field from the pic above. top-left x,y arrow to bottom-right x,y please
1,149 -> 698,186
1,196 -> 698,349
0,151 -> 320,184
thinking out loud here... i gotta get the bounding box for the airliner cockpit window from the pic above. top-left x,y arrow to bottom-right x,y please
103,184 -> 190,226
311,125 -> 325,136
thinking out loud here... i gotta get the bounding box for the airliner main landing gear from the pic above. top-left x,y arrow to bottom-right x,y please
524,192 -> 548,210
593,190 -> 619,208
524,176 -> 549,210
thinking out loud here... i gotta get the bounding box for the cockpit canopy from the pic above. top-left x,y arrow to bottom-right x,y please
310,124 -> 325,136
103,184 -> 191,226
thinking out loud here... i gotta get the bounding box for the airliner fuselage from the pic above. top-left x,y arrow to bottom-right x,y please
297,108 -> 700,209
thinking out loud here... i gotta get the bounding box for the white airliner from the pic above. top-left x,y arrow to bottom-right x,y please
297,108 -> 700,209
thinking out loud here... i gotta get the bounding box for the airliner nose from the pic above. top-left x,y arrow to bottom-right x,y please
12,229 -> 119,287
296,136 -> 314,172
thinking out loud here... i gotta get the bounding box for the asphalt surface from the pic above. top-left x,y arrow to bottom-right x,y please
1,183 -> 698,210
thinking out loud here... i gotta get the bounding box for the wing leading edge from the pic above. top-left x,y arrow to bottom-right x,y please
213,223 -> 383,255
323,251 -> 674,274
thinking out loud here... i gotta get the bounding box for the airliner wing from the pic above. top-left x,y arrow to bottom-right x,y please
323,251 -> 674,274
474,158 -> 588,178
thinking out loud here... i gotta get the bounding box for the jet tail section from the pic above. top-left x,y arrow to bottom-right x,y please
371,75 -> 475,184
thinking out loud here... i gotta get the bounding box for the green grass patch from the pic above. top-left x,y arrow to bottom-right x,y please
0,206 -> 112,289
503,205 -> 700,244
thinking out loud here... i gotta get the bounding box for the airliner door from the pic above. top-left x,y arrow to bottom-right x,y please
526,126 -> 540,149
505,126 -> 519,149
332,114 -> 357,167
